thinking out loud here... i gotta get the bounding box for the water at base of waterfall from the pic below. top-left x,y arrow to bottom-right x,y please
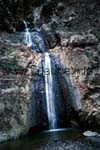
1,129 -> 99,150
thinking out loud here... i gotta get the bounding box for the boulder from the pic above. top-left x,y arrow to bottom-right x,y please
83,130 -> 98,137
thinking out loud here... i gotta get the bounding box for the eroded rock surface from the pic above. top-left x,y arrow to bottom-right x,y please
0,33 -> 43,142
47,0 -> 100,127
0,0 -> 100,142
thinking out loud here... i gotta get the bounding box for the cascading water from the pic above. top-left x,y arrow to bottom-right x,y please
23,20 -> 47,52
23,20 -> 58,129
23,21 -> 32,47
44,52 -> 57,129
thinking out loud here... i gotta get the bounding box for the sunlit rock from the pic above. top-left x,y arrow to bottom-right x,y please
69,34 -> 98,46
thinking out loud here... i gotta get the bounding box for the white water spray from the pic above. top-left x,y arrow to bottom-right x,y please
23,21 -> 32,47
44,52 -> 57,129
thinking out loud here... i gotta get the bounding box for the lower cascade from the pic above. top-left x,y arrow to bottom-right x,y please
44,52 -> 57,129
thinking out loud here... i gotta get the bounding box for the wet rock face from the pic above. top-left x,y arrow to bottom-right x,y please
0,0 -> 100,142
57,45 -> 100,127
0,33 -> 43,142
51,45 -> 100,127
46,0 -> 100,127
51,40 -> 100,127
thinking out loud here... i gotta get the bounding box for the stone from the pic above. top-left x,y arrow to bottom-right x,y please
0,0 -> 100,143
61,38 -> 69,47
0,103 -> 5,114
69,34 -> 98,46
83,131 -> 98,137
1,87 -> 18,94
16,51 -> 33,69
57,2 -> 64,11
51,44 -> 100,127
0,33 -> 43,142
90,93 -> 100,103
41,23 -> 58,49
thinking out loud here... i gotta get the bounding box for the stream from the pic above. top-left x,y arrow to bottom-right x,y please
0,129 -> 99,150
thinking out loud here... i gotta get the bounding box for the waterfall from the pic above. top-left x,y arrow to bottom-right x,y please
23,21 -> 47,52
23,21 -> 32,47
44,52 -> 57,129
23,20 -> 58,129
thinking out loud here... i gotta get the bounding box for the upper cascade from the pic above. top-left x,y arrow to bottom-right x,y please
23,20 -> 33,47
23,20 -> 47,53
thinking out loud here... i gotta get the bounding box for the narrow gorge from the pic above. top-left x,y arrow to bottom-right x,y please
0,0 -> 100,150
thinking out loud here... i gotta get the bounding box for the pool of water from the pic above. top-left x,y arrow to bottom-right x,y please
0,128 -> 100,150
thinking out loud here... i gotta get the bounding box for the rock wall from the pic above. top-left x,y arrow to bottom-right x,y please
0,0 -> 99,32
58,42 -> 100,127
0,33 -> 43,142
0,0 -> 46,32
48,0 -> 100,127
0,0 -> 100,142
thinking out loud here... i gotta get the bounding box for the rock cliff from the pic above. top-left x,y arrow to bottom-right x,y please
0,33 -> 43,141
0,0 -> 100,142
